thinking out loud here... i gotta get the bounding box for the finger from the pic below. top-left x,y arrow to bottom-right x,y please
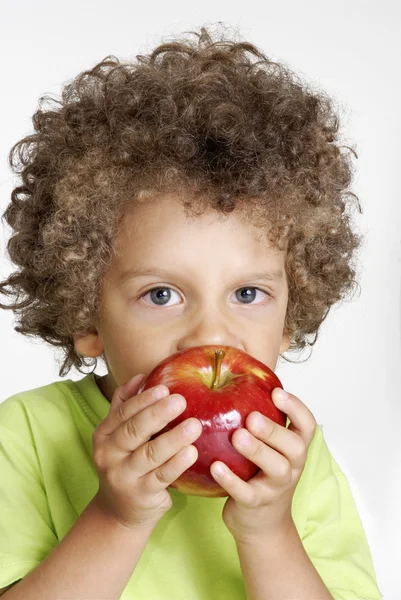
231,427 -> 292,481
120,373 -> 148,402
271,388 -> 317,447
210,461 -> 255,506
99,377 -> 170,436
109,392 -> 187,453
140,444 -> 199,494
127,417 -> 202,476
243,411 -> 308,470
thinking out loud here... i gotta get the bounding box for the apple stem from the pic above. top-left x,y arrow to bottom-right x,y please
211,350 -> 225,389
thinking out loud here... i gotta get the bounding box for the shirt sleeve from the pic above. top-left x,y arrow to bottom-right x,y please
0,397 -> 58,588
301,425 -> 383,600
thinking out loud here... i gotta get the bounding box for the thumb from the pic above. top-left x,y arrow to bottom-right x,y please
111,373 -> 147,411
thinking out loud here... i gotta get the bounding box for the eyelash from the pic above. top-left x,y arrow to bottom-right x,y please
138,286 -> 271,310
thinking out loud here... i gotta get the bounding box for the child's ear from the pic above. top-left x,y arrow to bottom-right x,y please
279,330 -> 291,354
73,331 -> 104,358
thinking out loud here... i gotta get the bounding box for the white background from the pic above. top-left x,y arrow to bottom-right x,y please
1,1 -> 400,598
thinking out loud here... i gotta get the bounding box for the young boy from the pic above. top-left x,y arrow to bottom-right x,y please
0,26 -> 382,600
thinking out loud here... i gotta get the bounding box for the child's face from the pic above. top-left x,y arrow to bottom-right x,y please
74,194 -> 290,401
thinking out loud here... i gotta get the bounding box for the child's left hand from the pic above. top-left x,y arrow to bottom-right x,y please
210,388 -> 317,544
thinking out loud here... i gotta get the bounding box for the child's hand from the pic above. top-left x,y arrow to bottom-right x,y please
210,388 -> 317,544
91,374 -> 202,531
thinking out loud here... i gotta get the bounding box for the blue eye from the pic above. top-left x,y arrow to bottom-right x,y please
139,286 -> 270,308
235,287 -> 258,304
146,287 -> 179,306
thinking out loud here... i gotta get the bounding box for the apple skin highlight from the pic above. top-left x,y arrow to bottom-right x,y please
138,345 -> 286,498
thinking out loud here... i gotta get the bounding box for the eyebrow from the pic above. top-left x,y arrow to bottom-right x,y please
119,265 -> 284,284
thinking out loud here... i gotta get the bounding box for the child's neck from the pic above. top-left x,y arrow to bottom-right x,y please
94,374 -> 112,403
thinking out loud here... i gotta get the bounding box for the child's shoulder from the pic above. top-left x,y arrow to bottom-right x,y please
1,377 -> 75,410
0,377 -> 81,441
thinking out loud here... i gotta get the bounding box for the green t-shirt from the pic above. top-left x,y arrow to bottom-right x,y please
0,373 -> 382,599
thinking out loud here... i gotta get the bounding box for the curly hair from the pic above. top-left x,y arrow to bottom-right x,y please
0,25 -> 362,377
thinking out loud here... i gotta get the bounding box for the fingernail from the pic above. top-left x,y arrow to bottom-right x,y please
124,374 -> 145,395
168,395 -> 185,411
274,388 -> 289,402
184,419 -> 201,435
153,385 -> 169,400
236,429 -> 252,445
213,463 -> 226,478
251,412 -> 264,429
137,374 -> 146,387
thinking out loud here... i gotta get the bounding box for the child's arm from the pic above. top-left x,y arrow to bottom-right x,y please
210,391 -> 382,600
0,374 -> 202,598
0,497 -> 154,599
235,522 -> 334,600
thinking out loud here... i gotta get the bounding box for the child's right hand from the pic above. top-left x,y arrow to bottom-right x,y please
91,373 -> 202,531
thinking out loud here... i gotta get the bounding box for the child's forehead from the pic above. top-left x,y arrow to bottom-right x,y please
109,195 -> 286,285
121,192 -> 274,234
116,194 -> 281,255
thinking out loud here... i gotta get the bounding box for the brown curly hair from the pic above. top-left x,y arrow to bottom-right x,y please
0,25 -> 362,378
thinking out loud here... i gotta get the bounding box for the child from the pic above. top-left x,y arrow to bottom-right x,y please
0,26 -> 382,599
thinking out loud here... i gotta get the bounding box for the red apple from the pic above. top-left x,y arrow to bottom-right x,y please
138,345 -> 286,498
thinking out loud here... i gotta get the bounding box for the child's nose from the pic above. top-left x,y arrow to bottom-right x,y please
176,308 -> 241,353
